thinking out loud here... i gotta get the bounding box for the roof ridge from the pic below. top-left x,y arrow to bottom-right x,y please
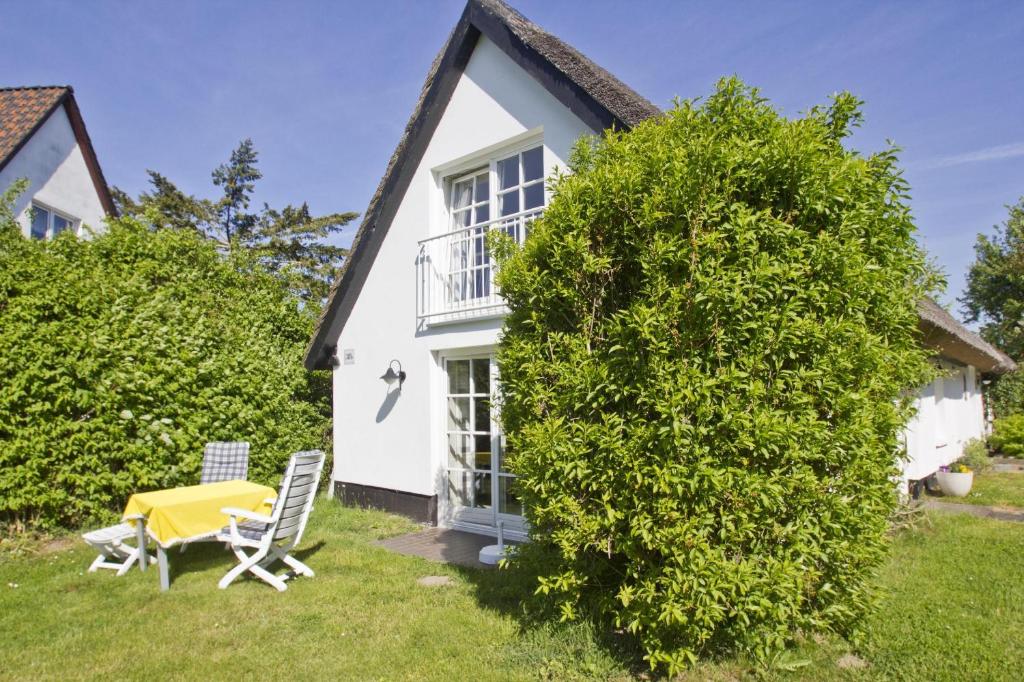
0,85 -> 70,92
474,0 -> 660,125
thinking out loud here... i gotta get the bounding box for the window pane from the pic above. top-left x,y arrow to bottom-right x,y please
523,182 -> 544,210
448,397 -> 471,430
473,229 -> 488,266
31,207 -> 49,240
448,471 -> 472,507
497,155 -> 519,190
522,146 -> 543,182
499,191 -> 519,217
497,439 -> 511,473
52,214 -> 71,235
452,179 -> 473,210
472,359 -> 490,395
475,173 -> 489,202
449,271 -> 466,303
499,476 -> 522,516
452,208 -> 471,229
475,203 -> 490,224
448,434 -> 473,468
473,472 -> 492,509
450,239 -> 468,270
473,268 -> 489,299
474,397 -> 490,433
448,360 -> 471,394
474,434 -> 492,469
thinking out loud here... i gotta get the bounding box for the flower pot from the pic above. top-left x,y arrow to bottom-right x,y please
936,470 -> 974,497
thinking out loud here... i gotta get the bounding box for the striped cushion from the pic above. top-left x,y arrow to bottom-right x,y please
234,519 -> 268,541
200,441 -> 250,484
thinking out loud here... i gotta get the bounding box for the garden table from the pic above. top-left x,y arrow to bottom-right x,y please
123,480 -> 276,591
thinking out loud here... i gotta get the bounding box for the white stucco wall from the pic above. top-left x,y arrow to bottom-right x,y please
330,35 -> 594,501
902,362 -> 986,483
0,104 -> 108,238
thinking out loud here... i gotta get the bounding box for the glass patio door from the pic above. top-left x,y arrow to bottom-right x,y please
444,356 -> 522,529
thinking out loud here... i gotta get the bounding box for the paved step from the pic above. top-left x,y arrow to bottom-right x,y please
990,457 -> 1024,473
923,499 -> 1024,523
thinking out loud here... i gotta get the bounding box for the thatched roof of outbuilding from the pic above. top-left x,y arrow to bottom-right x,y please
917,297 -> 1015,374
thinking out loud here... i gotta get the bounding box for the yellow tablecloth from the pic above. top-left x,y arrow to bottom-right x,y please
123,480 -> 276,547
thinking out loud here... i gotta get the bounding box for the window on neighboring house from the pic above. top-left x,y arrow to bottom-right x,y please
30,203 -> 77,240
444,144 -> 545,304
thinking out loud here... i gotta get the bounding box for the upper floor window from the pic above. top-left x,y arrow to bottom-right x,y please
446,144 -> 545,232
30,203 -> 78,240
417,141 -> 547,322
495,145 -> 544,220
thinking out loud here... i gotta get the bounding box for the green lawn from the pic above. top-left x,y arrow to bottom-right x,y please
2,502 -> 1023,680
938,472 -> 1024,510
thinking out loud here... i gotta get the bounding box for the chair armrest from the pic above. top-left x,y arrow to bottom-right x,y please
263,497 -> 277,506
221,507 -> 274,524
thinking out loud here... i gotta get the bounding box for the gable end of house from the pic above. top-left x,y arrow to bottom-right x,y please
0,85 -> 116,218
303,0 -> 660,370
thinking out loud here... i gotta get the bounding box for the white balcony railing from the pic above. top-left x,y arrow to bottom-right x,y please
417,207 -> 542,323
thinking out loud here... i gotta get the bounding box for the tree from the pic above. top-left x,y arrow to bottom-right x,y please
112,170 -> 215,233
962,197 -> 1024,416
492,79 -> 933,672
0,199 -> 330,530
114,139 -> 357,303
211,138 -> 262,246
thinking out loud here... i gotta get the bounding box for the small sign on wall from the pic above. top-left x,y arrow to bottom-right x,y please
342,349 -> 355,365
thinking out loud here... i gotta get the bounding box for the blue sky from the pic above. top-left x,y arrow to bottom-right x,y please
2,1 -> 1022,312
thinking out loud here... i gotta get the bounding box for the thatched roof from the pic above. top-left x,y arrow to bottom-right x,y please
917,298 -> 1015,374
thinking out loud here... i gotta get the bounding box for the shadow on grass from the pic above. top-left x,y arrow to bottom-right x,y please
165,540 -> 328,586
444,544 -> 653,678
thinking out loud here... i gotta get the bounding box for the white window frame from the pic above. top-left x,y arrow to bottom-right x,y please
439,136 -> 546,237
29,201 -> 79,239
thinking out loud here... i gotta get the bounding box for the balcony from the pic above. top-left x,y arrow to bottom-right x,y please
417,207 -> 542,324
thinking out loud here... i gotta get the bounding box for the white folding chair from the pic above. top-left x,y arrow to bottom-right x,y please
216,450 -> 325,592
82,519 -> 154,576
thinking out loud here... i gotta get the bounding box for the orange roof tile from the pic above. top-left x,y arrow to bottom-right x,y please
0,86 -> 69,169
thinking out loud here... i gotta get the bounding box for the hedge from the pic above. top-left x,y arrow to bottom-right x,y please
0,203 -> 330,530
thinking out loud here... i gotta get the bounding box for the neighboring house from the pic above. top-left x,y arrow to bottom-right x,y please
0,85 -> 115,239
305,0 -> 1015,536
904,299 -> 1015,486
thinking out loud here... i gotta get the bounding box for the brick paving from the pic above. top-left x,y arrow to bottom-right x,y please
376,527 -> 511,569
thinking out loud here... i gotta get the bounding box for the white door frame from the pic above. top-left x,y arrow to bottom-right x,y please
435,347 -> 527,540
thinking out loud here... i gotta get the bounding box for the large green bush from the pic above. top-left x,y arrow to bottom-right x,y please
494,79 -> 932,671
989,415 -> 1024,458
987,370 -> 1024,419
0,203 -> 330,530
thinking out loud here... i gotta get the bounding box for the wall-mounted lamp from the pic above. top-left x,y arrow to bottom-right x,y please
380,359 -> 407,391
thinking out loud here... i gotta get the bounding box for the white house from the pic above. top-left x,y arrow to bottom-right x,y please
0,85 -> 115,239
903,299 -> 1014,487
305,0 -> 1015,536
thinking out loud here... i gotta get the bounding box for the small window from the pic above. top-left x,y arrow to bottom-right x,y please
29,203 -> 78,240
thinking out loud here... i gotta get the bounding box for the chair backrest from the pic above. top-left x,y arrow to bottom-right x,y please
267,450 -> 325,548
200,441 -> 251,484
